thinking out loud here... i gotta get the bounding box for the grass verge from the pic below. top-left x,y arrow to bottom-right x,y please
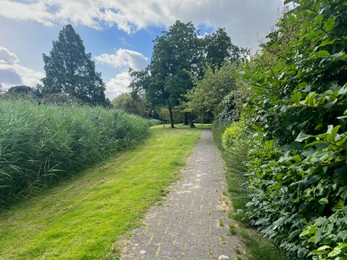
0,125 -> 202,259
213,122 -> 288,260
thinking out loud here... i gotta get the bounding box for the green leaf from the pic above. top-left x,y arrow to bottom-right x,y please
295,131 -> 311,142
319,198 -> 328,205
317,245 -> 331,250
291,92 -> 302,102
328,246 -> 342,257
314,50 -> 331,58
326,125 -> 340,142
320,37 -> 337,47
323,18 -> 336,32
338,85 -> 347,96
311,245 -> 331,255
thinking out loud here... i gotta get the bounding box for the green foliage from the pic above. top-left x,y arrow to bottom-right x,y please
221,120 -> 253,219
213,120 -> 286,259
236,0 -> 347,258
130,21 -> 200,127
41,24 -> 108,106
222,121 -> 252,176
0,99 -> 149,208
6,85 -> 34,96
112,92 -> 148,117
204,28 -> 249,69
183,62 -> 239,117
130,21 -> 245,128
41,92 -> 84,105
149,118 -> 162,126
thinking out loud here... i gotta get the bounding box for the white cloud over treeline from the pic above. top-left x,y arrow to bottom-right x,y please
95,48 -> 148,70
0,0 -> 283,49
95,48 -> 148,100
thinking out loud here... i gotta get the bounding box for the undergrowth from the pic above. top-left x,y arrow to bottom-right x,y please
213,120 -> 287,260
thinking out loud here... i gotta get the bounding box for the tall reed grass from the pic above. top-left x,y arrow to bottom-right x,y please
0,99 -> 150,208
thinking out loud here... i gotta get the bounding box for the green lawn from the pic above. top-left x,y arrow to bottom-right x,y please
0,125 -> 203,259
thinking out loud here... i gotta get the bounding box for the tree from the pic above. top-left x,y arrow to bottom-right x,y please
204,28 -> 249,69
183,62 -> 238,118
7,85 -> 33,96
130,21 -> 201,128
112,93 -> 148,117
41,24 -> 108,106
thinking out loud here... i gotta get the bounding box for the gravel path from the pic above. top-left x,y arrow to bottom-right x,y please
121,129 -> 244,259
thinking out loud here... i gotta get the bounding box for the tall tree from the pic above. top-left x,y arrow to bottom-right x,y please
131,21 -> 200,128
41,24 -> 108,106
204,28 -> 249,69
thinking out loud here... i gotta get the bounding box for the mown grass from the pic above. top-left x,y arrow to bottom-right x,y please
0,125 -> 202,259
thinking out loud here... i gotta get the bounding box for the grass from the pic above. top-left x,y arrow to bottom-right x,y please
239,230 -> 289,260
0,125 -> 203,259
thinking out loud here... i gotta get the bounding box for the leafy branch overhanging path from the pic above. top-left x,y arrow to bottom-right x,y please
121,129 -> 244,259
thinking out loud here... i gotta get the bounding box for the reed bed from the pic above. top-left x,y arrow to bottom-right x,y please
0,99 -> 149,208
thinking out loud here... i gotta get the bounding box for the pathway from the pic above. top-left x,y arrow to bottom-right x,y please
120,129 -> 244,259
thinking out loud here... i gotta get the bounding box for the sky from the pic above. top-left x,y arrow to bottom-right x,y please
0,0 -> 285,101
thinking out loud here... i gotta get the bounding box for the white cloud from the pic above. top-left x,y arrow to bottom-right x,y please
95,48 -> 148,70
105,71 -> 132,101
0,0 -> 284,50
0,46 -> 44,90
0,47 -> 20,65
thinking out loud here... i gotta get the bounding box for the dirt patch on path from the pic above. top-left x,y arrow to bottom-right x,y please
120,129 -> 245,259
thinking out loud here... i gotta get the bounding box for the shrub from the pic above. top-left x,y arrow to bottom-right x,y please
240,0 -> 347,258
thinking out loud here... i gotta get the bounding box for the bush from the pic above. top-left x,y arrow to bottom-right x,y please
240,0 -> 347,258
221,120 -> 253,218
0,100 -> 150,208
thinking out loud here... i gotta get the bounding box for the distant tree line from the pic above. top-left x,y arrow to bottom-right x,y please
2,22 -> 247,121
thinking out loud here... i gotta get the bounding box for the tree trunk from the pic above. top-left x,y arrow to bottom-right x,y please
168,105 -> 175,128
187,112 -> 195,128
183,112 -> 189,125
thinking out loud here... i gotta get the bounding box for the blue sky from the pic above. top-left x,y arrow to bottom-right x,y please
0,0 -> 284,100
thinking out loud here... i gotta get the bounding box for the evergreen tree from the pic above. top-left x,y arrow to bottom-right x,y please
41,24 -> 108,106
